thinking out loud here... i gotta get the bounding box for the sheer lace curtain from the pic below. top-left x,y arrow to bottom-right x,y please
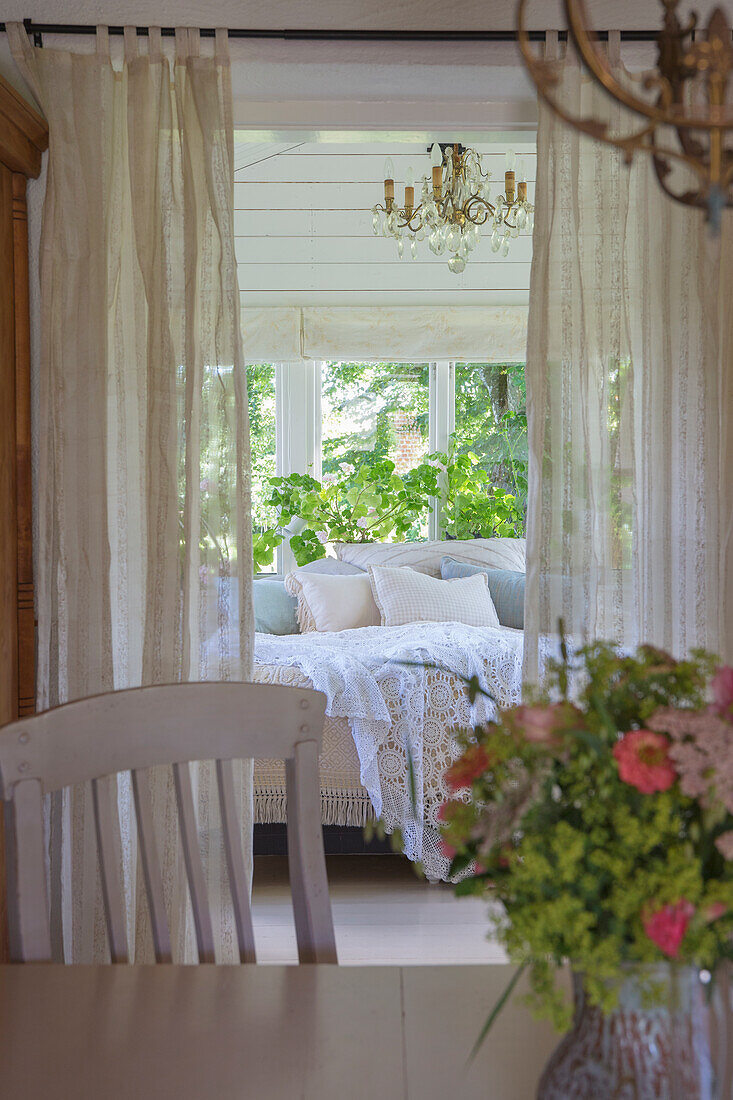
524,36 -> 733,681
9,24 -> 254,962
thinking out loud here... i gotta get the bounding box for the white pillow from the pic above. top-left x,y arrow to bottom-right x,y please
284,571 -> 380,633
335,537 -> 526,577
294,558 -> 364,576
368,565 -> 500,629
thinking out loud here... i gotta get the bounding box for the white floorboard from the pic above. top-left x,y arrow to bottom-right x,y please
252,854 -> 508,965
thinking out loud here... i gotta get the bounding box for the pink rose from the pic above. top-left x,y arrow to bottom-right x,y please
444,743 -> 492,791
643,900 -> 695,958
710,667 -> 733,722
613,730 -> 677,794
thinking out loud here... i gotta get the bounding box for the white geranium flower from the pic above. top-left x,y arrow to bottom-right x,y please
315,530 -> 330,543
340,462 -> 355,475
355,516 -> 370,529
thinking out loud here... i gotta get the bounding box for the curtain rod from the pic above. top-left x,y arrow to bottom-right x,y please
0,21 -> 661,46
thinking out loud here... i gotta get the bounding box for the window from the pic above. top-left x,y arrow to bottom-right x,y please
320,360 -> 431,541
320,361 -> 429,478
453,361 -> 527,497
247,362 -> 278,572
246,358 -> 527,571
450,362 -> 528,538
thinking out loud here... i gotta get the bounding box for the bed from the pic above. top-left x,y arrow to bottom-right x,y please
252,620 -> 525,881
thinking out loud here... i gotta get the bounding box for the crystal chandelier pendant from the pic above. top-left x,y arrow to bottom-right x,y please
372,142 -> 533,273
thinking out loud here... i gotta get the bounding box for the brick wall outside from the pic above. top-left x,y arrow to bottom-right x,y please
392,412 -> 425,474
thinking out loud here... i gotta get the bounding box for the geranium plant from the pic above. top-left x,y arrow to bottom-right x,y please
438,636 -> 733,1030
253,455 -> 442,567
251,444 -> 527,570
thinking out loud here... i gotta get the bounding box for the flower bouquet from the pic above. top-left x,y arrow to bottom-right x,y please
439,638 -> 733,1097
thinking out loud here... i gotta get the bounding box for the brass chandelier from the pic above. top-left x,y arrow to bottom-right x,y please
372,143 -> 535,273
517,1 -> 733,228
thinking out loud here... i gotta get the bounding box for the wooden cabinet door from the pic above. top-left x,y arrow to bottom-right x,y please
0,72 -> 48,960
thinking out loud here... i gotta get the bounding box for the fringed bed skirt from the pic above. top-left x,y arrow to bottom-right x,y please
253,663 -> 373,827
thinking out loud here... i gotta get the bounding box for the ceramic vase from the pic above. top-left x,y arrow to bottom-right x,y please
537,966 -> 717,1100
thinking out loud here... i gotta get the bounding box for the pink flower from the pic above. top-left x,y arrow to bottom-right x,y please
439,839 -> 457,860
444,743 -> 492,791
648,707 -> 733,812
437,800 -> 462,823
613,730 -> 677,794
643,900 -> 695,958
704,902 -> 728,923
715,830 -> 733,861
710,667 -> 733,722
505,701 -> 583,747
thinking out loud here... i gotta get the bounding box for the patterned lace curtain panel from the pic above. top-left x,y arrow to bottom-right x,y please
9,24 -> 254,963
523,34 -> 733,680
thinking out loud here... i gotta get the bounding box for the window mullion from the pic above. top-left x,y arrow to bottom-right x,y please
276,360 -> 320,574
428,361 -> 455,539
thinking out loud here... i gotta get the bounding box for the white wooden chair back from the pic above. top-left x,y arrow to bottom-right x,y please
0,683 -> 337,965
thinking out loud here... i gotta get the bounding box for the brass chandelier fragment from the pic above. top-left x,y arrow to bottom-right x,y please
517,1 -> 733,228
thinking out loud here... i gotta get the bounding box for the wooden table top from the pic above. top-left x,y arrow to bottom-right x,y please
0,964 -> 560,1099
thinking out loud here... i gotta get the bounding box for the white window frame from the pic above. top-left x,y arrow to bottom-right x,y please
428,361 -> 455,540
256,358 -> 458,572
275,360 -> 321,573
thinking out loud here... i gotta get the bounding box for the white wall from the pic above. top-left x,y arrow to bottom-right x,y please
235,138 -> 535,307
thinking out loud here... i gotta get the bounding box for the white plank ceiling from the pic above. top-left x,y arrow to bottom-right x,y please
234,138 -> 536,308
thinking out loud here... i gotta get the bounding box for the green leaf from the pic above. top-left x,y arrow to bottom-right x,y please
468,964 -> 528,1063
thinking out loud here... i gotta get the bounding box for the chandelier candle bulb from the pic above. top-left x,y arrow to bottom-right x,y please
384,157 -> 395,208
371,139 -> 535,272
405,167 -> 415,213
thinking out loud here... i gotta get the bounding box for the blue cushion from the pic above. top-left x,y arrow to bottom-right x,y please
440,557 -> 525,629
254,578 -> 299,635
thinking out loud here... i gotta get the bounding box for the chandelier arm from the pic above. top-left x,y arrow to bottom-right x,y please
722,159 -> 733,191
463,197 -> 497,224
650,152 -> 733,210
566,0 -> 733,130
398,206 -> 426,232
519,0 -> 733,132
514,42 -> 715,190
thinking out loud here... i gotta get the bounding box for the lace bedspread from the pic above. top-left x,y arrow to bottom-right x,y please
254,622 -> 524,881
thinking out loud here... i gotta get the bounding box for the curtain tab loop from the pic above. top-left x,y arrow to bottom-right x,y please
175,27 -> 188,62
187,28 -> 201,59
607,30 -> 621,67
544,30 -> 559,62
148,26 -> 163,59
96,25 -> 110,57
122,26 -> 138,59
214,28 -> 229,63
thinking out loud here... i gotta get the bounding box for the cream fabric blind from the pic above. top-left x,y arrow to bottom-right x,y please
241,305 -> 528,362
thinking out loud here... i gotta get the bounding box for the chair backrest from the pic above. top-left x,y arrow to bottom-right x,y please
0,682 -> 336,965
